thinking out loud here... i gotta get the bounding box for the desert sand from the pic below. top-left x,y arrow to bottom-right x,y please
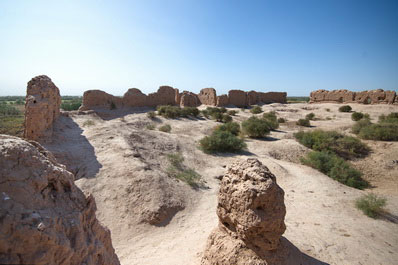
42,102 -> 398,265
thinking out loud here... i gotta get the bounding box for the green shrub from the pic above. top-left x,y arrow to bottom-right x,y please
296,118 -> 311,127
351,112 -> 364,121
159,124 -> 171,133
242,116 -> 271,138
147,111 -> 156,119
206,107 -> 222,116
379,112 -> 398,123
240,108 -> 246,112
262,111 -> 279,130
211,112 -> 223,122
222,114 -> 232,123
301,151 -> 368,189
0,115 -> 24,136
157,105 -> 182,118
352,118 -> 372,134
0,104 -> 21,116
61,101 -> 81,111
181,107 -> 199,117
355,194 -> 387,218
227,110 -> 237,116
166,153 -> 201,187
294,130 -> 370,159
201,109 -> 209,118
277,117 -> 286,123
353,112 -> 398,141
339,105 -> 352,112
199,130 -> 246,153
220,107 -> 227,113
358,123 -> 398,141
250,105 -> 263,114
146,124 -> 156,130
215,122 -> 240,135
306,113 -> 315,120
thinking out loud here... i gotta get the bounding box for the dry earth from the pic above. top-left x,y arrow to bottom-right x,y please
43,103 -> 398,265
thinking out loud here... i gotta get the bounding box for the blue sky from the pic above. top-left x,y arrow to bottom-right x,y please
0,0 -> 397,96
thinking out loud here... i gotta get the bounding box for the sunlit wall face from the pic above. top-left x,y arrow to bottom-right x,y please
0,0 -> 397,96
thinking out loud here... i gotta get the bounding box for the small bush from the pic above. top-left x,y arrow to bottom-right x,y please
353,112 -> 398,141
294,130 -> 370,159
351,112 -> 364,121
227,110 -> 237,116
306,113 -> 315,120
220,107 -> 227,113
199,130 -> 246,153
262,111 -> 279,130
167,153 -> 201,187
339,105 -> 352,112
242,116 -> 271,138
61,101 -> 81,111
301,151 -> 368,189
358,123 -> 398,141
277,117 -> 286,123
355,194 -> 387,218
222,114 -> 232,123
201,109 -> 209,118
159,124 -> 171,133
146,124 -> 156,130
296,118 -> 311,127
240,108 -> 246,112
215,122 -> 240,135
181,107 -> 199,117
0,104 -> 21,116
147,111 -> 156,119
157,105 -> 181,119
352,118 -> 372,134
211,112 -> 223,122
326,108 -> 330,112
250,105 -> 263,114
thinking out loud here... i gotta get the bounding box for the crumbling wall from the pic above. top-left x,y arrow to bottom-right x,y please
216,94 -> 229,107
201,159 -> 287,265
228,90 -> 247,107
147,86 -> 178,107
79,90 -> 122,111
24,75 -> 61,141
246,91 -> 260,105
198,88 -> 217,106
310,89 -> 396,104
79,86 -> 289,110
123,88 -> 148,107
0,135 -> 120,265
259,92 -> 287,104
180,91 -> 201,107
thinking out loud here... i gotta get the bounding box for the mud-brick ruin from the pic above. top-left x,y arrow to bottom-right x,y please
202,159 -> 288,265
310,89 -> 397,104
24,75 -> 61,140
79,86 -> 287,110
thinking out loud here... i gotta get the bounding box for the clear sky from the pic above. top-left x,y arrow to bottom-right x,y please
0,0 -> 397,96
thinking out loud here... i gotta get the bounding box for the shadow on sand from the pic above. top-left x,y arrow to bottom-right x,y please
250,237 -> 330,265
42,115 -> 102,180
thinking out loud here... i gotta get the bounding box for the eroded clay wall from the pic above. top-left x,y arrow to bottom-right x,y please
79,86 -> 289,110
24,75 -> 61,141
310,89 -> 396,104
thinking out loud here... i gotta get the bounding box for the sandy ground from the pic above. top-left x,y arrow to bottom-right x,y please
44,103 -> 398,265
